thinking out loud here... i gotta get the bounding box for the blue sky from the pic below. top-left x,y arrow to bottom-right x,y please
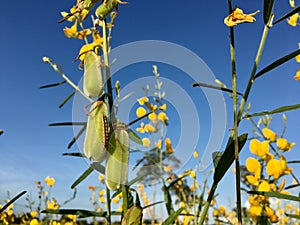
1,0 -> 300,216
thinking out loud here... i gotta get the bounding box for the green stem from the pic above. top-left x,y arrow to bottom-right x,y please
106,187 -> 111,225
122,185 -> 129,215
198,182 -> 217,225
237,19 -> 273,123
227,0 -> 242,223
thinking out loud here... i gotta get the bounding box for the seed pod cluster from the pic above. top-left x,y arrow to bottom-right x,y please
106,123 -> 129,190
83,51 -> 104,98
84,100 -> 109,162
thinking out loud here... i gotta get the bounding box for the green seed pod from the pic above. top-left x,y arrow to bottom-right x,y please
84,101 -> 109,162
83,51 -> 104,98
95,0 -> 128,19
106,125 -> 129,190
121,204 -> 143,225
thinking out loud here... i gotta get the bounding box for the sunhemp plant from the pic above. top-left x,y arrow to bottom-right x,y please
37,0 -> 300,225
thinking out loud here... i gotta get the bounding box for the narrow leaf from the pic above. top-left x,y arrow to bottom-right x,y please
143,201 -> 164,209
213,133 -> 248,184
128,129 -> 143,145
273,5 -> 300,25
49,122 -> 86,126
68,124 -> 87,149
40,80 -> 66,89
59,91 -> 75,108
263,0 -> 274,24
212,151 -> 223,168
245,104 -> 300,118
167,173 -> 190,190
90,162 -> 105,174
193,82 -> 243,96
62,153 -> 85,157
41,209 -> 107,218
161,207 -> 184,225
0,191 -> 26,213
285,184 -> 300,190
128,173 -> 148,187
285,213 -> 300,220
287,160 -> 300,164
255,49 -> 300,79
248,191 -> 300,202
71,167 -> 94,189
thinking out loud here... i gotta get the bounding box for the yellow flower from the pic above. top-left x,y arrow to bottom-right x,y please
249,205 -> 262,218
156,140 -> 162,149
30,211 -> 38,218
44,176 -> 55,187
144,123 -> 157,133
266,156 -> 292,179
224,8 -> 260,27
258,180 -> 271,192
287,13 -> 299,26
219,206 -> 226,215
158,112 -> 169,124
165,138 -> 174,154
179,202 -> 186,208
262,128 -> 277,141
47,200 -> 60,210
88,185 -> 96,191
98,197 -> 106,203
246,157 -> 261,173
99,189 -> 106,196
159,104 -> 167,111
294,68 -> 300,81
30,219 -> 39,225
278,178 -> 286,192
249,139 -> 269,159
137,97 -> 149,105
136,107 -> 147,118
148,112 -> 157,121
137,183 -> 144,192
164,165 -> 172,173
99,174 -> 104,183
277,137 -> 295,152
193,151 -> 199,159
142,137 -> 150,148
136,122 -> 145,133
189,170 -> 196,179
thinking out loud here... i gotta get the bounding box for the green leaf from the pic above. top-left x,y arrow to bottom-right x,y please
263,0 -> 274,24
71,167 -> 94,189
0,191 -> 26,213
273,5 -> 300,25
48,122 -> 86,126
255,49 -> 300,79
41,209 -> 121,218
128,173 -> 148,187
161,207 -> 184,225
167,172 -> 190,190
128,129 -> 143,145
285,213 -> 300,220
40,80 -> 66,89
68,124 -> 87,149
59,91 -> 75,108
287,160 -> 300,164
248,191 -> 300,202
244,104 -> 300,118
90,162 -> 105,174
284,184 -> 300,190
212,151 -> 223,168
193,82 -> 243,96
62,152 -> 85,157
143,201 -> 164,209
213,133 -> 248,184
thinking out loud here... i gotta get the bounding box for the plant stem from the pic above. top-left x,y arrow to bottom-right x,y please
237,20 -> 272,123
198,182 -> 217,225
106,187 -> 111,225
227,0 -> 242,223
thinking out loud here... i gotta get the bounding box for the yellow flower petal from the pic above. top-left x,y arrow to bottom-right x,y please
262,128 -> 277,141
44,176 -> 55,187
224,8 -> 260,27
294,68 -> 300,81
193,151 -> 199,159
148,112 -> 157,121
277,137 -> 295,152
137,97 -> 149,105
258,180 -> 271,192
142,137 -> 150,148
287,13 -> 299,27
159,104 -> 167,110
136,107 -> 146,118
246,157 -> 261,173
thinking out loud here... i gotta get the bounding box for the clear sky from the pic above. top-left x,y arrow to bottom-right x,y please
0,0 -> 300,215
